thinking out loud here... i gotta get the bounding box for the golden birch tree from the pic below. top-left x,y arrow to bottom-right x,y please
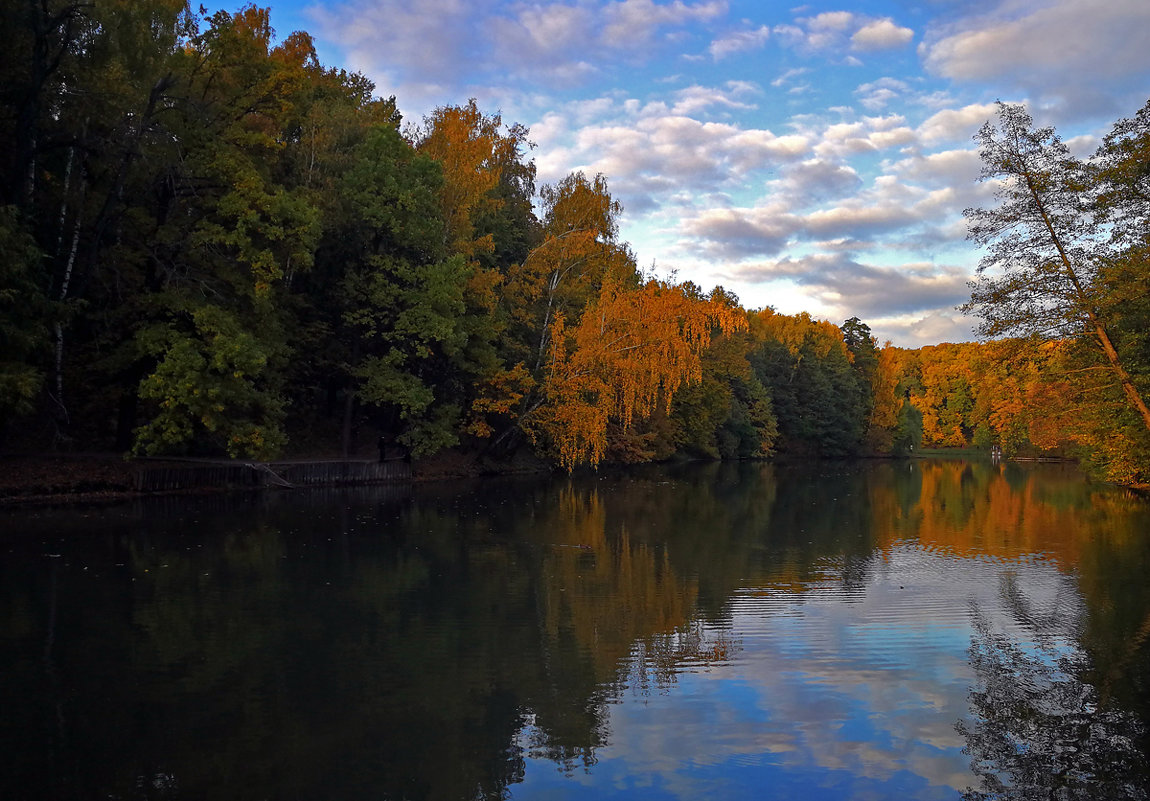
527,277 -> 746,470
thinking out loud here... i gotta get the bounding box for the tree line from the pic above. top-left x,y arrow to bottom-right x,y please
1,3 -> 1147,484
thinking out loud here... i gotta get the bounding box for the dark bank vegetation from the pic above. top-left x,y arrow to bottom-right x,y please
1,3 -> 1148,484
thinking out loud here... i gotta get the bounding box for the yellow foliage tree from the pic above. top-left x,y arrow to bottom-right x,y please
417,99 -> 530,261
867,344 -> 915,451
527,278 -> 746,470
504,171 -> 632,373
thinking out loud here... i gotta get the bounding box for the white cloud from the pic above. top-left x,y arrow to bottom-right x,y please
603,0 -> 727,48
670,85 -> 757,115
709,24 -> 771,59
892,149 -> 983,189
771,67 -> 810,88
805,11 -> 855,32
772,159 -> 862,202
811,115 -> 915,159
921,0 -> 1150,116
777,11 -> 912,58
850,18 -> 914,51
917,103 -> 999,146
855,78 -> 910,111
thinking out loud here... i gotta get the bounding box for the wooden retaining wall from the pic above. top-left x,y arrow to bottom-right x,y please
135,460 -> 411,493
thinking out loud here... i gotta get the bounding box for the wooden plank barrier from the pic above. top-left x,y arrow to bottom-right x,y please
135,460 -> 411,493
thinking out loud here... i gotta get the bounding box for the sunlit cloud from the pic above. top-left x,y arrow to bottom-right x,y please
850,18 -> 914,51
921,0 -> 1150,116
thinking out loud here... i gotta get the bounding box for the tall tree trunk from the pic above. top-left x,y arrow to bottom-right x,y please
1028,173 -> 1150,436
50,169 -> 85,431
1093,322 -> 1150,433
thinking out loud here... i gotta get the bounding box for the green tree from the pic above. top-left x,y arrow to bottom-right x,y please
336,124 -> 471,457
122,7 -> 321,457
671,317 -> 777,460
748,310 -> 867,457
842,316 -> 879,447
0,206 -> 47,426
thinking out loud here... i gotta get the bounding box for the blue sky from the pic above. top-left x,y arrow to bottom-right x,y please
261,0 -> 1150,346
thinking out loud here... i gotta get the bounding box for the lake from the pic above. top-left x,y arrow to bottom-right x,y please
2,459 -> 1149,800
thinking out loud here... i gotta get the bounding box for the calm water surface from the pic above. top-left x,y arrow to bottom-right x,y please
2,460 -> 1149,800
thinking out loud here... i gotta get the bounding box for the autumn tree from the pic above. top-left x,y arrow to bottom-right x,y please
866,344 -> 919,454
526,277 -> 746,470
415,100 -> 540,445
962,102 -> 1150,438
504,172 -> 633,374
913,343 -> 977,448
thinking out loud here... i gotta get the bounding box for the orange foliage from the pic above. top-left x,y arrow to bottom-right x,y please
504,172 -> 631,371
868,344 -> 915,449
751,309 -> 848,359
912,343 -> 977,447
465,364 -> 534,438
418,99 -> 529,259
529,279 -> 746,470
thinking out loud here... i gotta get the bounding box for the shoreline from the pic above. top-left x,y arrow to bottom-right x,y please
0,449 -> 1120,508
0,450 -> 555,508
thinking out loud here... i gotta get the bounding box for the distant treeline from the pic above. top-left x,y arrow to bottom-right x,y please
1,4 -> 1147,484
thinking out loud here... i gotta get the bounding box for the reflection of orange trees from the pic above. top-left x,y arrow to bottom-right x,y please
537,485 -> 698,681
870,461 -> 1147,565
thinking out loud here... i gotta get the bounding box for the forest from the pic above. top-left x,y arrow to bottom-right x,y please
1,2 -> 1148,485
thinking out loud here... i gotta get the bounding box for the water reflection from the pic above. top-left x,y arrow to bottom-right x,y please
0,461 -> 1148,799
959,614 -> 1146,800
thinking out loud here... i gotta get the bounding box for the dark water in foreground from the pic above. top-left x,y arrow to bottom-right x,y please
2,460 -> 1150,800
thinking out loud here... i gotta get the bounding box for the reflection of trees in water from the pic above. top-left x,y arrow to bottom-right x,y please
7,463 -> 1150,800
1,477 -> 752,800
625,622 -> 740,697
957,572 -> 1147,800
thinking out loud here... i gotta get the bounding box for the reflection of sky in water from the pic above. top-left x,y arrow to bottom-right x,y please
511,544 -> 1079,800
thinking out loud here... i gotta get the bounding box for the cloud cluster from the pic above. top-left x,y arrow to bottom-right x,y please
309,0 -> 729,110
852,18 -> 915,51
530,90 -> 810,212
728,254 -> 973,324
920,0 -> 1150,117
772,11 -> 914,57
709,24 -> 770,60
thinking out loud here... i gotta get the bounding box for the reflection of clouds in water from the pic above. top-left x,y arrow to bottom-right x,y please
513,544 -> 1082,799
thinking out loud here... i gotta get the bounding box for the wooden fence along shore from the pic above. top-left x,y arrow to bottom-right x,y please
135,460 -> 411,493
